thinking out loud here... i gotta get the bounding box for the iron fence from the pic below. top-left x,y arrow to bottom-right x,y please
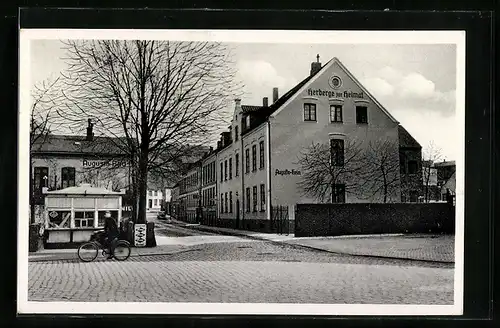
271,205 -> 289,235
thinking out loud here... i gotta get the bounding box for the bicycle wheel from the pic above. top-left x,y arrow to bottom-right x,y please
113,241 -> 131,261
77,242 -> 99,262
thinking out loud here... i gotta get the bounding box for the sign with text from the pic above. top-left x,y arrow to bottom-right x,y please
83,159 -> 127,169
307,88 -> 364,99
275,169 -> 301,176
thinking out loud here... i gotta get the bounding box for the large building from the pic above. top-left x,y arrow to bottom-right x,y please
31,119 -> 209,222
31,121 -> 130,212
172,56 -> 423,232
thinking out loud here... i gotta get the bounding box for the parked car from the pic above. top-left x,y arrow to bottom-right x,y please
157,211 -> 166,220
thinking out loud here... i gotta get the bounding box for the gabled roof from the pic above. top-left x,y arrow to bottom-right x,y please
31,134 -> 127,156
434,160 -> 456,167
240,67 -> 321,136
45,183 -> 125,196
270,57 -> 399,123
398,125 -> 421,149
241,105 -> 263,113
240,57 -> 403,137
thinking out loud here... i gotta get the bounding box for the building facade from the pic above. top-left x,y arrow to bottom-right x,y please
31,122 -> 130,222
172,56 -> 423,232
146,190 -> 164,212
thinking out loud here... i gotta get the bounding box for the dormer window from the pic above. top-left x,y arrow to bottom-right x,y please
246,115 -> 251,129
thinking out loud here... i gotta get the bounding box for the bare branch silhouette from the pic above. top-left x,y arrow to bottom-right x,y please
422,141 -> 442,202
55,40 -> 242,223
30,77 -> 64,224
296,139 -> 368,203
357,139 -> 401,203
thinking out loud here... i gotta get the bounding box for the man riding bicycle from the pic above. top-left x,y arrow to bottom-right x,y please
103,211 -> 119,259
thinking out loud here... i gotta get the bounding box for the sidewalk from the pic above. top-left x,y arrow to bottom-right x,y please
174,220 -> 455,264
28,240 -> 191,262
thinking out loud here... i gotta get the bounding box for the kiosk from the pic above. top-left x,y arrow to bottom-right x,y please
43,183 -> 125,248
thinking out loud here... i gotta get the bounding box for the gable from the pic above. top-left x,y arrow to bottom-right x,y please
270,57 -> 399,124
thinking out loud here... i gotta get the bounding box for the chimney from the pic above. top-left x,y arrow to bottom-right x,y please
234,98 -> 242,113
263,97 -> 269,107
310,54 -> 322,76
86,118 -> 94,141
272,88 -> 279,103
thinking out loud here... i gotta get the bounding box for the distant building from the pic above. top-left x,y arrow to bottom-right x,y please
419,160 -> 456,203
172,56 -> 423,232
434,160 -> 456,201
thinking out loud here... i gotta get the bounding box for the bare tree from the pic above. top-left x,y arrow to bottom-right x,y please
358,139 -> 401,203
422,141 -> 442,202
55,40 -> 241,224
296,139 -> 368,203
30,77 -> 63,224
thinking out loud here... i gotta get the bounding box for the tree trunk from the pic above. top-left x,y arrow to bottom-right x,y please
29,159 -> 35,224
136,153 -> 148,224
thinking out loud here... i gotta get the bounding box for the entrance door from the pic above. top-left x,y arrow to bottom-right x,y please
236,199 -> 240,229
148,199 -> 152,209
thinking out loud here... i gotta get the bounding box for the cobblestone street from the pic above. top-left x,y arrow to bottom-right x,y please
28,238 -> 454,304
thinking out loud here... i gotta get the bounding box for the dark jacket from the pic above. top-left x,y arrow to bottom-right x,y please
104,216 -> 119,238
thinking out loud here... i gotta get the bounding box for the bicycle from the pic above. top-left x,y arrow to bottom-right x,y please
77,231 -> 131,262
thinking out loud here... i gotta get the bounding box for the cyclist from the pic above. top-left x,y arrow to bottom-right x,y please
103,211 -> 119,259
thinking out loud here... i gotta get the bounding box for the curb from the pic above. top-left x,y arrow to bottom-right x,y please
29,247 -> 203,263
182,224 -> 455,265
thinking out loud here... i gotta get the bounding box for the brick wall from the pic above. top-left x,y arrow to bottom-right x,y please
295,203 -> 455,237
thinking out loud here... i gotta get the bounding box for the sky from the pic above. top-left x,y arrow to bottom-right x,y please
30,40 -> 459,161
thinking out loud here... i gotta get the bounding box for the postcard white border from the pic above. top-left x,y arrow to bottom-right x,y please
18,29 -> 465,316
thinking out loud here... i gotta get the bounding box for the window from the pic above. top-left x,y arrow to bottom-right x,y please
235,153 -> 239,176
246,115 -> 251,129
224,160 -> 228,181
154,199 -> 158,206
61,167 -> 76,189
149,190 -> 153,196
330,139 -> 345,166
220,194 -> 224,212
304,103 -> 317,121
252,186 -> 258,212
235,126 -> 239,141
245,148 -> 250,173
229,192 -> 233,213
259,141 -> 265,169
356,106 -> 368,124
47,210 -> 70,229
74,211 -> 95,228
330,105 -> 343,122
252,145 -> 257,172
220,162 -> 223,182
408,161 -> 418,174
229,158 -> 233,180
332,184 -> 346,203
225,192 -> 228,213
400,153 -> 407,174
260,184 -> 265,211
246,187 -> 250,212
34,167 -> 49,190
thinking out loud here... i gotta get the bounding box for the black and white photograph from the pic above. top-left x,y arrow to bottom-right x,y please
18,29 -> 465,315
